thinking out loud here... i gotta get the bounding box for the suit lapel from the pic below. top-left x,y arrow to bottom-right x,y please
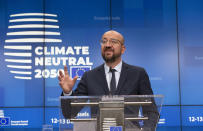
116,62 -> 129,94
97,64 -> 110,94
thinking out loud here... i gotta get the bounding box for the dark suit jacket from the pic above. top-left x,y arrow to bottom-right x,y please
61,62 -> 159,130
73,62 -> 153,96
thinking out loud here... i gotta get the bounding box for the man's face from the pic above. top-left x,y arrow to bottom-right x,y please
101,31 -> 125,63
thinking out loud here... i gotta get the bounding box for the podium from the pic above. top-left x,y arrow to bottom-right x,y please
60,95 -> 163,131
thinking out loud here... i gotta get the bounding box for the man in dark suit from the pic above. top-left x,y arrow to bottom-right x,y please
58,30 -> 159,130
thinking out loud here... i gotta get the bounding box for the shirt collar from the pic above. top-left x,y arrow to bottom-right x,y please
104,61 -> 122,74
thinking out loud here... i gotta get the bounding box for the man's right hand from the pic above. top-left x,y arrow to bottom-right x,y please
58,65 -> 78,94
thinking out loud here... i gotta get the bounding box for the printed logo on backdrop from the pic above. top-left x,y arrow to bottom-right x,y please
70,66 -> 91,80
0,110 -> 28,127
4,13 -> 93,80
0,110 -> 10,126
0,117 -> 10,126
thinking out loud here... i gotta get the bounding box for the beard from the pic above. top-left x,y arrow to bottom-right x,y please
102,47 -> 121,63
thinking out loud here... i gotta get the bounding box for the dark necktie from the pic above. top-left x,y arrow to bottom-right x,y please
109,68 -> 116,95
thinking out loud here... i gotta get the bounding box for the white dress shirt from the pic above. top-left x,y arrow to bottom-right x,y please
104,61 -> 122,90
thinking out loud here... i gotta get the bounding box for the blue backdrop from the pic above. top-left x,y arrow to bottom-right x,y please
0,0 -> 203,130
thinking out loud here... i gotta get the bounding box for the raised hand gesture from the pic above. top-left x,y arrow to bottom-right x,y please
58,65 -> 78,94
